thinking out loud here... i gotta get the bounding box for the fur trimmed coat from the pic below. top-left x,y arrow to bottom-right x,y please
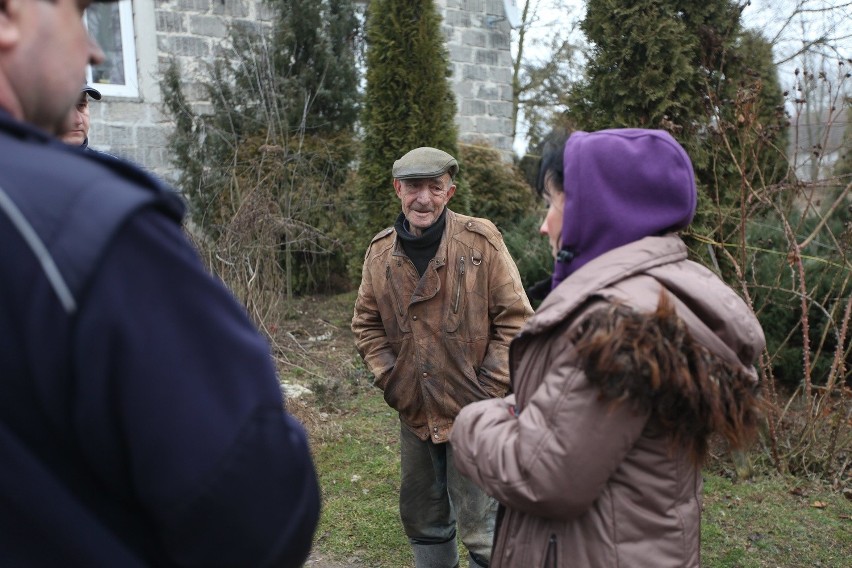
451,234 -> 764,568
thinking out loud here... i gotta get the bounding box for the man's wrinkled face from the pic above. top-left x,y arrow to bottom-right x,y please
59,91 -> 90,145
1,0 -> 105,133
393,173 -> 456,236
539,174 -> 565,259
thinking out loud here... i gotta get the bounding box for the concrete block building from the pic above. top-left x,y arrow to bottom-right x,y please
86,0 -> 517,182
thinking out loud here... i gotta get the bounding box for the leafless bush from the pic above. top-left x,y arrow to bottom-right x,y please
697,59 -> 851,484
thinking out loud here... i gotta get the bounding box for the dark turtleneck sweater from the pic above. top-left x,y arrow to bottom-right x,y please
394,208 -> 447,277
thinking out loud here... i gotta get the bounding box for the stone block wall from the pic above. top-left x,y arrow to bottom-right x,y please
89,0 -> 273,182
89,0 -> 514,182
437,0 -> 515,158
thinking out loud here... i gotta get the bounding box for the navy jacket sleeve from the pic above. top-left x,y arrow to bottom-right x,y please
71,207 -> 320,567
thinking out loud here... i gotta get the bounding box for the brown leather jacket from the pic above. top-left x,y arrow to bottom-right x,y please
451,235 -> 764,567
352,209 -> 533,443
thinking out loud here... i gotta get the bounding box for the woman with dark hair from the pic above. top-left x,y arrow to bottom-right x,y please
450,128 -> 764,567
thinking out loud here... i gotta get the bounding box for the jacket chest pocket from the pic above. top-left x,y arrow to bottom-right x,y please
445,248 -> 486,336
382,264 -> 411,334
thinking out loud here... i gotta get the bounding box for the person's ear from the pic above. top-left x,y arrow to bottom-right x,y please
446,182 -> 456,201
393,178 -> 403,199
0,0 -> 24,50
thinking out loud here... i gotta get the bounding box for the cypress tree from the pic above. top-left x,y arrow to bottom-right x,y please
568,0 -> 788,251
273,0 -> 360,134
570,0 -> 701,134
356,0 -> 468,243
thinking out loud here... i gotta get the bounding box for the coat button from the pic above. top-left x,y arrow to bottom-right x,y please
433,427 -> 438,432
412,315 -> 417,320
423,372 -> 428,377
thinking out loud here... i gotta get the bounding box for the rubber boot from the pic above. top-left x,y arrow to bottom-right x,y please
468,551 -> 489,568
411,540 -> 459,568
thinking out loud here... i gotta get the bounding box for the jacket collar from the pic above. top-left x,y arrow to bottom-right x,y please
526,234 -> 687,336
526,233 -> 764,372
392,208 -> 459,267
0,109 -> 59,145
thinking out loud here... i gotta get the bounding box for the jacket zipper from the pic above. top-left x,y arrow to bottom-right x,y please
543,534 -> 557,568
386,265 -> 405,316
453,256 -> 465,314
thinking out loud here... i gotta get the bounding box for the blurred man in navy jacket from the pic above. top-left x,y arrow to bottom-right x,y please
0,1 -> 320,565
60,84 -> 101,150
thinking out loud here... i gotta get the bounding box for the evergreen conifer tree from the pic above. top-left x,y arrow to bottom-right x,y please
568,0 -> 788,250
273,0 -> 359,133
163,0 -> 360,296
356,0 -> 468,242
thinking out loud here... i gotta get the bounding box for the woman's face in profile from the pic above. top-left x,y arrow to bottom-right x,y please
539,174 -> 565,259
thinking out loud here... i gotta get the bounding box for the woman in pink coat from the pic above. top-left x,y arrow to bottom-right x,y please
451,128 -> 764,567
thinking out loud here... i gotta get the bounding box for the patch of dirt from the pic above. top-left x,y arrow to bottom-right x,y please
272,294 -> 358,371
269,292 -> 372,442
267,292 -> 363,389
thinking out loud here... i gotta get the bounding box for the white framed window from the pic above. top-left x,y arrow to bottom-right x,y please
86,0 -> 138,97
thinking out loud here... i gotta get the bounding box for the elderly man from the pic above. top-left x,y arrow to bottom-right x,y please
60,84 -> 101,149
0,1 -> 319,565
352,147 -> 533,568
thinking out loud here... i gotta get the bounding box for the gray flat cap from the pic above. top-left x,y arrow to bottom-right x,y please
392,147 -> 459,180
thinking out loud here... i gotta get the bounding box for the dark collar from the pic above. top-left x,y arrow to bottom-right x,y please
394,208 -> 447,245
0,109 -> 55,144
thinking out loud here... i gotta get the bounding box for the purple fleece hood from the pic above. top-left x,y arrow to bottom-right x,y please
551,128 -> 697,289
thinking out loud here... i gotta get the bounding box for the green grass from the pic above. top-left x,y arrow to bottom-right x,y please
702,474 -> 852,567
308,389 -> 852,568
311,390 -> 413,567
